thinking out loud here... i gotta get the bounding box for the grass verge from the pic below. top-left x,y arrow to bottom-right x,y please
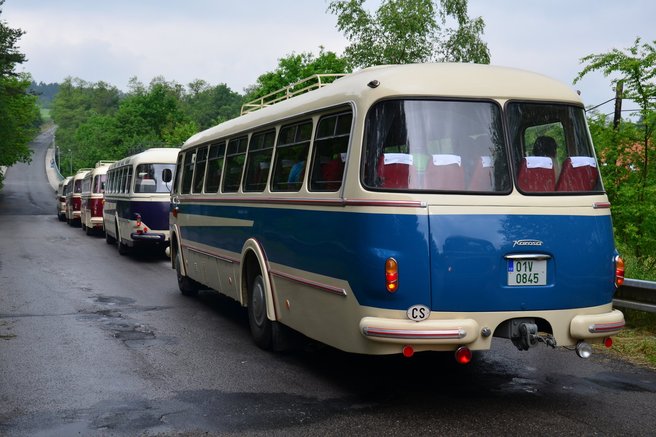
597,308 -> 656,370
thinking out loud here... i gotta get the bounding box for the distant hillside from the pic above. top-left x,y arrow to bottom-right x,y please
29,81 -> 60,108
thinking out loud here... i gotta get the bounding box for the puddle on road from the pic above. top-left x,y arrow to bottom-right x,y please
76,295 -> 175,349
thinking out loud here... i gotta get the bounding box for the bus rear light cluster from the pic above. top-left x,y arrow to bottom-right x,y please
385,258 -> 398,293
614,255 -> 625,288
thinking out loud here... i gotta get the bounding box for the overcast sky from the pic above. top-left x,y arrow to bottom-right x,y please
3,0 -> 655,114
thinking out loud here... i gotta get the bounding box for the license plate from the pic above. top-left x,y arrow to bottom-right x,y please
507,259 -> 547,286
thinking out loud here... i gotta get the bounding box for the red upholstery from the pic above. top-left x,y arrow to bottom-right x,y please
556,157 -> 598,191
321,158 -> 345,190
377,154 -> 417,189
468,156 -> 494,191
424,154 -> 465,190
517,156 -> 555,192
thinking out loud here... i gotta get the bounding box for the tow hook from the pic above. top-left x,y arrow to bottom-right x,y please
511,322 -> 557,351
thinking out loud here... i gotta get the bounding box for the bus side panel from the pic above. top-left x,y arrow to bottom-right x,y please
428,213 -> 616,312
178,203 -> 432,311
117,200 -> 170,231
103,198 -> 118,238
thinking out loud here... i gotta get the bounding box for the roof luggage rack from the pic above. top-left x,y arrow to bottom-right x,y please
241,73 -> 347,115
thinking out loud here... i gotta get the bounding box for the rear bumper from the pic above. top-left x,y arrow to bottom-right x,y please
360,317 -> 480,344
359,306 -> 624,351
130,232 -> 166,242
570,309 -> 625,338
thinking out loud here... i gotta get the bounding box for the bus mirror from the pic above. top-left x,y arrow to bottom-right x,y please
162,168 -> 173,183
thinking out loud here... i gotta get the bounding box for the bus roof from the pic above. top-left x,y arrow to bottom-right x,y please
182,63 -> 583,151
109,147 -> 180,170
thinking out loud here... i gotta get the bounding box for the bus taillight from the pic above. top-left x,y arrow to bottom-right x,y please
385,258 -> 398,293
615,255 -> 625,288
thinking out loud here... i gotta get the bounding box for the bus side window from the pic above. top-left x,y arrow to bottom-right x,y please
271,120 -> 312,192
180,151 -> 195,195
222,136 -> 248,193
204,141 -> 226,193
309,111 -> 352,192
172,155 -> 183,194
244,130 -> 275,192
192,146 -> 208,193
125,166 -> 133,193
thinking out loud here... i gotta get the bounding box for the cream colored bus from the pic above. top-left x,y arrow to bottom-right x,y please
80,161 -> 114,235
103,148 -> 178,255
167,64 -> 624,362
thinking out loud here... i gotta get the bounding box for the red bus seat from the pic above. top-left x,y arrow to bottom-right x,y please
468,155 -> 494,191
556,156 -> 598,191
517,156 -> 555,192
424,154 -> 465,190
377,153 -> 417,189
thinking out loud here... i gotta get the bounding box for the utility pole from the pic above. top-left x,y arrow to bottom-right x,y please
613,81 -> 623,130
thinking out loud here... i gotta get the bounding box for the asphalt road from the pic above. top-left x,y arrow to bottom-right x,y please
1,130 -> 655,436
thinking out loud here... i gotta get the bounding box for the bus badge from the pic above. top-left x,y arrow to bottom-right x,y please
513,239 -> 543,247
407,304 -> 430,322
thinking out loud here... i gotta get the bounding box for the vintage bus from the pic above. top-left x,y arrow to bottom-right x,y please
56,176 -> 72,221
80,161 -> 114,235
103,148 -> 178,255
65,168 -> 92,226
167,64 -> 625,362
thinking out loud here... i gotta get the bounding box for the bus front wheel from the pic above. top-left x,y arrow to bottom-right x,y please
176,252 -> 199,297
248,273 -> 272,350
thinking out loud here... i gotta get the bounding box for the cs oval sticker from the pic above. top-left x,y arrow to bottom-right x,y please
407,304 -> 430,322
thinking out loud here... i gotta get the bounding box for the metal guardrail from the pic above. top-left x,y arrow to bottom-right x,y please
613,278 -> 656,313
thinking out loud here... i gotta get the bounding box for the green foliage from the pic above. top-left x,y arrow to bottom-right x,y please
579,39 -> 656,274
328,0 -> 490,69
29,81 -> 60,108
244,48 -> 350,103
183,80 -> 242,130
51,76 -> 246,174
0,1 -> 41,189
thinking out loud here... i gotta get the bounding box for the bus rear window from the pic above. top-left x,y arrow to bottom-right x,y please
507,103 -> 602,193
363,100 -> 510,193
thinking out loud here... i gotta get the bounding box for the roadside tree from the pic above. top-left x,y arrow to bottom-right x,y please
328,0 -> 490,68
577,38 -> 656,264
0,0 -> 40,189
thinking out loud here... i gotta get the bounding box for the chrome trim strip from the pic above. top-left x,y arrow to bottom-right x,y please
505,254 -> 552,260
184,244 -> 239,264
588,321 -> 625,333
271,270 -> 347,297
363,327 -> 466,340
177,196 -> 426,208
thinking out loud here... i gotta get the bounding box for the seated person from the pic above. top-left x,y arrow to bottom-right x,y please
533,136 -> 561,178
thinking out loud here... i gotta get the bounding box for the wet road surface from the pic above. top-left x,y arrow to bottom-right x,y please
1,131 -> 655,436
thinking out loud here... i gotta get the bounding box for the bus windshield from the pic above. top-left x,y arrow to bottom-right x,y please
363,99 -> 511,192
507,102 -> 602,193
134,163 -> 177,193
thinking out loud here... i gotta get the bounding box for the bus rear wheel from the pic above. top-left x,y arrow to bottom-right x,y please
248,273 -> 273,350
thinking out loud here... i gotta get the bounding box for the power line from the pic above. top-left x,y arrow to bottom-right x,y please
586,98 -> 614,112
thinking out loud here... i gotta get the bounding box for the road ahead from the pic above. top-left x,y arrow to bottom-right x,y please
1,130 -> 656,436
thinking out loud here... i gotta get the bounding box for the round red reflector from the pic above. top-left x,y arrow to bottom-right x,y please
402,345 -> 414,358
455,346 -> 472,364
604,337 -> 613,348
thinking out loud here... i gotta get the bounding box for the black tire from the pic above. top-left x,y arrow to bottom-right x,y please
116,224 -> 130,255
248,273 -> 273,350
105,225 -> 116,244
176,251 -> 199,296
85,225 -> 94,236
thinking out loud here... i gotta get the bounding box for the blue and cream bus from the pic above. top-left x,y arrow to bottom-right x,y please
103,148 -> 179,255
167,64 -> 624,362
